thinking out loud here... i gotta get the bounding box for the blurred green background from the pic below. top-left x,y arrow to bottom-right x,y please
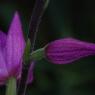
0,0 -> 95,95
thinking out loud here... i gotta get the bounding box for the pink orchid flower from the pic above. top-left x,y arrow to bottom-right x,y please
0,12 -> 27,84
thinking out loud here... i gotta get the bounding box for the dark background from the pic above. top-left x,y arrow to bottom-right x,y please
0,0 -> 95,95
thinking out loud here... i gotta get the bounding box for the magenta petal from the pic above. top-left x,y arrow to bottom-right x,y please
6,12 -> 25,77
0,49 -> 8,81
0,31 -> 6,49
45,38 -> 95,64
26,62 -> 34,84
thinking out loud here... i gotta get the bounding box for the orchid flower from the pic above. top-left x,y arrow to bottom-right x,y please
0,12 -> 26,84
44,38 -> 95,64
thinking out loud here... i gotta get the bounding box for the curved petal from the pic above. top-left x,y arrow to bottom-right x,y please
0,31 -> 6,49
6,12 -> 25,77
26,62 -> 35,84
45,38 -> 95,64
0,49 -> 8,83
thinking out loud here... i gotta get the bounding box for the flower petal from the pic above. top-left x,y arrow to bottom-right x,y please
45,38 -> 95,64
6,12 -> 25,77
26,62 -> 35,84
0,49 -> 8,82
0,31 -> 6,49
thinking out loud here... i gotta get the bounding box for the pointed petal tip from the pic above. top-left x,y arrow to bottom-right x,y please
13,11 -> 20,18
12,11 -> 20,23
9,10 -> 22,34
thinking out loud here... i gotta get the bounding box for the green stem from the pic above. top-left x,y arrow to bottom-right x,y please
31,48 -> 45,60
6,77 -> 17,95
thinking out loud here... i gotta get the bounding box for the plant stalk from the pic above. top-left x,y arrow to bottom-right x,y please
6,77 -> 16,95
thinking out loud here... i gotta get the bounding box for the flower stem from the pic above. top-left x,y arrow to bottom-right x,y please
22,0 -> 49,95
28,0 -> 49,51
6,77 -> 16,95
31,48 -> 45,60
